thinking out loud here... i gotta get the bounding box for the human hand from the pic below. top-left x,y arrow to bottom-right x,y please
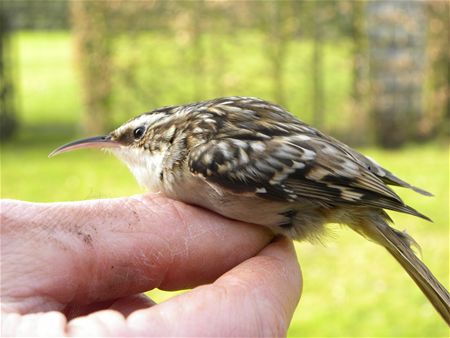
1,194 -> 301,336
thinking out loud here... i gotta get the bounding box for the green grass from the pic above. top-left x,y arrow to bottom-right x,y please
12,31 -> 82,125
1,31 -> 449,337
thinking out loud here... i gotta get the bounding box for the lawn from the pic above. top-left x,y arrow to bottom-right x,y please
1,31 -> 449,337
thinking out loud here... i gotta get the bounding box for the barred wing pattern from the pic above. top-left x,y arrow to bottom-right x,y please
187,97 -> 430,220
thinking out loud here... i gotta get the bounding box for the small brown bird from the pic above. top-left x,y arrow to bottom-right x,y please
50,96 -> 450,324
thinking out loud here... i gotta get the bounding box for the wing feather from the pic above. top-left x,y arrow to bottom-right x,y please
187,97 -> 430,220
188,134 -> 429,220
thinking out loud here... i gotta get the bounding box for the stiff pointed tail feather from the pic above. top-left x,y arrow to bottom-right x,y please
357,218 -> 450,325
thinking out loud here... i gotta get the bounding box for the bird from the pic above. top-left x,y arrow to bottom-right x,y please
50,96 -> 450,325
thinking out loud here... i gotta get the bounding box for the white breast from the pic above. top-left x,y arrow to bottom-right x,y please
111,147 -> 165,192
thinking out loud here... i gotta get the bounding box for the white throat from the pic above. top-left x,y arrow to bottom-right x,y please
111,147 -> 165,192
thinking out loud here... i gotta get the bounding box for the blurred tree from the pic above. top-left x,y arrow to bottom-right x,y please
208,2 -> 229,98
312,0 -> 324,129
424,1 -> 449,138
367,1 -> 426,148
265,1 -> 291,106
190,0 -> 205,102
0,3 -> 18,141
61,0 -> 443,146
2,0 -> 69,30
110,1 -> 172,116
71,0 -> 113,134
349,0 -> 369,145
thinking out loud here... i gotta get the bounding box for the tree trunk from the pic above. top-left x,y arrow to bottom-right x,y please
265,1 -> 290,106
71,0 -> 112,134
312,1 -> 324,129
348,0 -> 368,145
0,3 -> 18,141
425,1 -> 449,138
191,0 -> 205,102
367,1 -> 426,148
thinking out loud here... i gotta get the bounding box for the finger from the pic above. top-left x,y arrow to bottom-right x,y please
63,294 -> 156,320
64,294 -> 155,320
108,294 -> 156,317
6,238 -> 299,337
64,300 -> 117,320
1,195 -> 272,313
2,312 -> 68,337
125,237 -> 302,337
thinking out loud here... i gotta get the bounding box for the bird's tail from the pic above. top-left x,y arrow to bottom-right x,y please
353,214 -> 450,325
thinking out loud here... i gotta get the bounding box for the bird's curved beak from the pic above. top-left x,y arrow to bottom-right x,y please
48,135 -> 120,158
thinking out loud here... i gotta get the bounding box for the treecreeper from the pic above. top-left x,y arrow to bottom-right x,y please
50,96 -> 450,325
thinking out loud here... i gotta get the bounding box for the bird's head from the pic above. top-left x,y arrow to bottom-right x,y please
49,108 -> 181,190
49,108 -> 179,157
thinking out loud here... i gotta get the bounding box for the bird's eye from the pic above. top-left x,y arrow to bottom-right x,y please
133,126 -> 145,139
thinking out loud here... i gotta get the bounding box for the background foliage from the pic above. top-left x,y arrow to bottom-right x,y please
1,1 -> 449,336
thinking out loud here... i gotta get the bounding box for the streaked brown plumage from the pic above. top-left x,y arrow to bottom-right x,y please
50,96 -> 450,325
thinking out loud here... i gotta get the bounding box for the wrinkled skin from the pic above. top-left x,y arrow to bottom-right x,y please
0,194 -> 301,336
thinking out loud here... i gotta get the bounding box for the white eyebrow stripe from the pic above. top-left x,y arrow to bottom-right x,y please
116,112 -> 170,135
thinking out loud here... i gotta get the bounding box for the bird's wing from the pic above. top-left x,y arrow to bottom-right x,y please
321,135 -> 433,196
188,134 -> 430,220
